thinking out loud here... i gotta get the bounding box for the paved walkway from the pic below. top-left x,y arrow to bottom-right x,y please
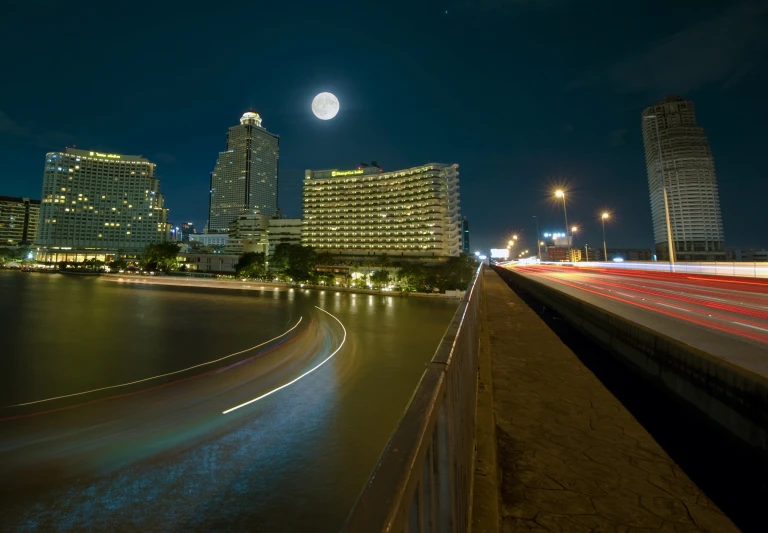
480,270 -> 738,533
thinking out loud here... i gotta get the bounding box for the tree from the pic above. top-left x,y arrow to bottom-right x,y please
284,245 -> 318,282
141,242 -> 181,272
370,269 -> 391,289
108,258 -> 128,271
235,252 -> 267,279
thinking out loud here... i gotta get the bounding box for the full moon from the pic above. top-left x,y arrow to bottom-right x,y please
312,92 -> 340,120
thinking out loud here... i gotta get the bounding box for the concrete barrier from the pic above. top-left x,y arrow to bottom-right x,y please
493,266 -> 768,457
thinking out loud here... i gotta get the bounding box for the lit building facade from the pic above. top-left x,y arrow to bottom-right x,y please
208,111 -> 279,232
226,214 -> 269,254
37,148 -> 169,261
302,163 -> 462,258
642,95 -> 725,260
0,196 -> 40,246
268,217 -> 302,257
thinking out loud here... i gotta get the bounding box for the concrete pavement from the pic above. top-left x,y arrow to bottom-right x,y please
479,269 -> 738,532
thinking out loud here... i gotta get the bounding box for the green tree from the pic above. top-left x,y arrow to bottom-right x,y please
235,252 -> 267,279
284,245 -> 318,282
141,242 -> 181,272
370,269 -> 391,288
108,258 -> 128,271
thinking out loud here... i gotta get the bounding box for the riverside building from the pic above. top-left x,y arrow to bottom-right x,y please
642,95 -> 725,260
208,110 -> 279,232
37,148 -> 169,262
302,163 -> 462,258
0,196 -> 40,246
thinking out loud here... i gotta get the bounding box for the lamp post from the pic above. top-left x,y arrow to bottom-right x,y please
645,114 -> 675,268
601,213 -> 609,262
555,190 -> 569,255
571,226 -> 578,261
533,215 -> 541,261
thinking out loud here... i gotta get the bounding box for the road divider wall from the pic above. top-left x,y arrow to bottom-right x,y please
494,266 -> 768,458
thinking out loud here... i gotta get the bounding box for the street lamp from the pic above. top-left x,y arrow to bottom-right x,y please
571,226 -> 578,261
555,190 -> 570,254
645,114 -> 675,267
601,213 -> 609,262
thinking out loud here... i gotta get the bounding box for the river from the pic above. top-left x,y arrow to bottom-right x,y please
0,271 -> 458,532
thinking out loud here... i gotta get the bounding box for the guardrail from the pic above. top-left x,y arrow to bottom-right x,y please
343,265 -> 484,533
529,261 -> 768,279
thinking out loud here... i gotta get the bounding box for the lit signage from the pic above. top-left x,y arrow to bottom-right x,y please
331,169 -> 364,177
490,248 -> 510,259
89,151 -> 121,159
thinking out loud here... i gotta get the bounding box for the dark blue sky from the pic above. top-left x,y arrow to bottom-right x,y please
2,0 -> 766,253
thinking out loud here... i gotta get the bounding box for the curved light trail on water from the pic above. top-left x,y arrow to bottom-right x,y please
6,316 -> 304,408
223,306 -> 347,415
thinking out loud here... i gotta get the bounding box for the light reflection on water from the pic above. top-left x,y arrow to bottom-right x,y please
0,272 -> 458,532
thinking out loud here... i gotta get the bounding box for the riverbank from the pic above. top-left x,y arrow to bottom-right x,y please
102,274 -> 465,299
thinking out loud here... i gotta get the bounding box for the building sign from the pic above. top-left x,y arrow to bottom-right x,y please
331,169 -> 364,177
490,248 -> 509,259
89,152 -> 121,159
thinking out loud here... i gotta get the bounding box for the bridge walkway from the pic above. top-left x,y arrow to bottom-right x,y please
478,269 -> 738,532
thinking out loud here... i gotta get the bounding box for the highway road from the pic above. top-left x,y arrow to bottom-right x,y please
511,265 -> 768,378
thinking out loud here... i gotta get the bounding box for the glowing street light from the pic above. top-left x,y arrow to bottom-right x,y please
512,234 -> 518,240
554,190 -> 570,255
601,213 -> 610,262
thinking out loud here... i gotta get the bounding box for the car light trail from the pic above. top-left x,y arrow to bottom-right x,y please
7,316 -> 304,408
222,306 -> 347,415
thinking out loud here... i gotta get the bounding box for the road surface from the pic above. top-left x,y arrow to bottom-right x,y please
511,265 -> 768,378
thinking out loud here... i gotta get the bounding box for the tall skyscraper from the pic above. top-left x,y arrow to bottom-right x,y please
303,163 -> 462,258
37,148 -> 169,262
0,196 -> 40,246
641,95 -> 725,261
208,111 -> 279,232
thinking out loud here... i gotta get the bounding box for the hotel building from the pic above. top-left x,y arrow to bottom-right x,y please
642,95 -> 725,260
302,163 -> 462,258
0,196 -> 40,246
37,148 -> 169,261
208,111 -> 279,232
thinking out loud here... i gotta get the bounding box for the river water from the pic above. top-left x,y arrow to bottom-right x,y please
0,271 -> 458,532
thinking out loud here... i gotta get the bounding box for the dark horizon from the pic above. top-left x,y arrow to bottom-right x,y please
1,0 -> 766,253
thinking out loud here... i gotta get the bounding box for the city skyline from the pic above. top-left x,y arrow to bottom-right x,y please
1,1 -> 766,253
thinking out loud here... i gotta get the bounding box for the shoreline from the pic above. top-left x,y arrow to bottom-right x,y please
101,274 -> 464,299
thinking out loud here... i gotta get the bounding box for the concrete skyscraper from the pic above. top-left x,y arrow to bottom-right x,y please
37,148 -> 169,261
303,163 -> 462,258
641,95 -> 725,261
208,111 -> 279,232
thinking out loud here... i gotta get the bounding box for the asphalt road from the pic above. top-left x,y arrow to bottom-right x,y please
512,265 -> 768,378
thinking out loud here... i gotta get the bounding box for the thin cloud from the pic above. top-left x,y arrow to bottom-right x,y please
608,128 -> 628,146
0,109 -> 76,149
572,1 -> 768,93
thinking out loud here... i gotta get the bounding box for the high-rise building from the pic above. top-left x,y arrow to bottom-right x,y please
303,163 -> 462,258
642,95 -> 725,260
461,216 -> 470,254
181,222 -> 195,241
37,148 -> 169,262
0,196 -> 40,246
208,110 -> 279,232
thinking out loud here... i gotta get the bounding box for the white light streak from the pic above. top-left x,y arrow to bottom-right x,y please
8,317 -> 303,407
222,306 -> 347,415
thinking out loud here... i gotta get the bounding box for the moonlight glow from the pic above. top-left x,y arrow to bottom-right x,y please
312,92 -> 340,120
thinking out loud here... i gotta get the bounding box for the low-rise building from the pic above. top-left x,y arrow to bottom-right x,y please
0,196 -> 40,246
734,249 -> 768,262
180,253 -> 239,274
226,214 -> 269,255
189,233 -> 229,247
268,217 -> 302,256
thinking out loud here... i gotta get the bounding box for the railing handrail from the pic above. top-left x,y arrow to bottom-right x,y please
343,264 -> 484,532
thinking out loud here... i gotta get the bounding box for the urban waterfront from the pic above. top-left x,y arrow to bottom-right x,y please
0,271 -> 458,532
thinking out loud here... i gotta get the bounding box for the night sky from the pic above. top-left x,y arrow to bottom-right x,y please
1,0 -> 766,253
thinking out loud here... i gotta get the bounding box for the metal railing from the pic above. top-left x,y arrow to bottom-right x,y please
343,265 -> 484,533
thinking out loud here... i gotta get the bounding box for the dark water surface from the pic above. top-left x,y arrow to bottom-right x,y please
0,271 -> 458,532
